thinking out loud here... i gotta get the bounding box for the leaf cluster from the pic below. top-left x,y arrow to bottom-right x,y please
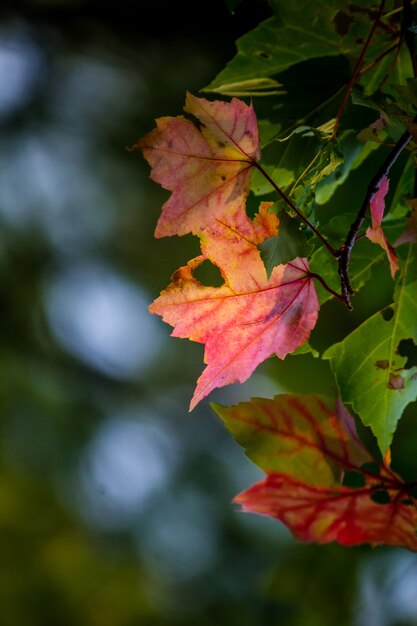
137,0 -> 417,551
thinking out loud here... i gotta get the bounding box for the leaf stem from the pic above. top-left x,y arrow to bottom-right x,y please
308,272 -> 345,303
376,35 -> 404,91
358,40 -> 401,77
384,0 -> 417,19
264,86 -> 345,148
252,161 -> 336,255
331,0 -> 387,140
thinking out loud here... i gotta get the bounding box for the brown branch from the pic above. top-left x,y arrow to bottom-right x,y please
359,40 -> 402,76
252,161 -> 337,256
335,1 -> 417,308
376,36 -> 404,91
336,129 -> 412,309
332,0 -> 387,140
308,272 -> 345,303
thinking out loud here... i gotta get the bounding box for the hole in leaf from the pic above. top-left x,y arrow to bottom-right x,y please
398,338 -> 417,369
193,260 -> 223,287
402,498 -> 414,506
333,11 -> 353,35
183,110 -> 206,131
381,306 -> 394,321
388,374 -> 405,390
410,486 -> 417,499
342,470 -> 365,488
371,489 -> 391,505
257,51 -> 272,61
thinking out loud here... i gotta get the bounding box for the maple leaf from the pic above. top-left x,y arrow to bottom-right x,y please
214,394 -> 417,551
150,205 -> 319,409
324,244 -> 417,454
134,93 -> 259,238
366,175 -> 399,278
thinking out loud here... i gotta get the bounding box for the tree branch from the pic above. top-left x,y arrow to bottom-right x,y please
336,129 -> 412,309
331,0 -> 387,139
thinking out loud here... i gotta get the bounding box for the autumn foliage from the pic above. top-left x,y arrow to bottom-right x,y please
136,0 -> 417,551
215,395 -> 417,551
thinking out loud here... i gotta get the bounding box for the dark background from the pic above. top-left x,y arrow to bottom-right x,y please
0,0 -> 416,624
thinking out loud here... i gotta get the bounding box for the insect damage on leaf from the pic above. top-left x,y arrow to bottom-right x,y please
133,93 -> 260,238
150,205 -> 319,409
214,394 -> 417,551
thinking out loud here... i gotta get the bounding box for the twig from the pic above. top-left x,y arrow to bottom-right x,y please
308,272 -> 345,303
359,40 -> 402,76
332,0 -> 387,139
336,129 -> 412,309
252,161 -> 336,256
336,1 -> 417,308
376,36 -> 404,91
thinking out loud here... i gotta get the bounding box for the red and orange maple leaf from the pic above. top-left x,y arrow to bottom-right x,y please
134,92 -> 259,237
366,175 -> 399,277
150,206 -> 319,409
214,394 -> 417,550
137,94 -> 320,407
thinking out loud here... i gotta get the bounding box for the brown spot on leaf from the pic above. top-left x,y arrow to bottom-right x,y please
375,359 -> 389,370
388,374 -> 405,390
257,51 -> 272,61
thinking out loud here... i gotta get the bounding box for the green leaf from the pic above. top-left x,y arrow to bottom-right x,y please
310,238 -> 385,305
202,77 -> 286,98
315,130 -> 377,205
253,55 -> 350,145
323,244 -> 417,453
387,154 -> 415,220
251,130 -> 322,195
212,394 -> 369,486
394,78 -> 417,110
204,1 -> 379,94
260,207 -> 313,276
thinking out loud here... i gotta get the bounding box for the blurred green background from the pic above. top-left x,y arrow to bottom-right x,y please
1,0 -> 417,624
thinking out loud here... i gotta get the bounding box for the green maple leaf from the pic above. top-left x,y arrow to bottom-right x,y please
324,244 -> 417,453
